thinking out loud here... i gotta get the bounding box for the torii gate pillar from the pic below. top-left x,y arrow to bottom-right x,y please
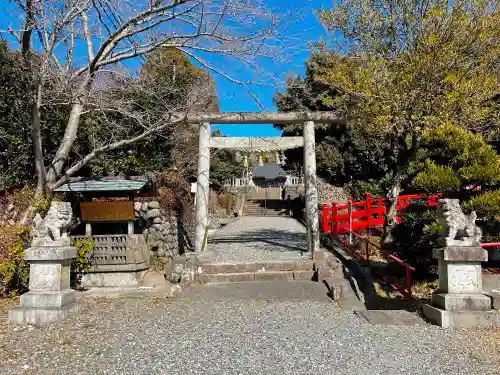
194,121 -> 211,252
303,120 -> 320,254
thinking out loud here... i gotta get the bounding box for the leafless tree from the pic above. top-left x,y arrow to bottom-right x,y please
4,0 -> 306,193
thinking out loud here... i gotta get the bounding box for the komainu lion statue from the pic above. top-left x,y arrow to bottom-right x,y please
33,201 -> 73,242
437,198 -> 482,246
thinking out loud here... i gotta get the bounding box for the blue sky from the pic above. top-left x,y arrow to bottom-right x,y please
0,0 -> 331,137
210,0 -> 331,137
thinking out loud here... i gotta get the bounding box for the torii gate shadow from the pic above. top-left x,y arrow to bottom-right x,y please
209,228 -> 308,254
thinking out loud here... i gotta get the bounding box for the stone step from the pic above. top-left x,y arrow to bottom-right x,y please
486,292 -> 500,309
198,270 -> 314,283
244,212 -> 285,217
197,268 -> 339,284
197,260 -> 315,274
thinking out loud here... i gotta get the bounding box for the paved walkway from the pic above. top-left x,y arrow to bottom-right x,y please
1,290 -> 499,375
205,217 -> 310,264
183,281 -> 332,302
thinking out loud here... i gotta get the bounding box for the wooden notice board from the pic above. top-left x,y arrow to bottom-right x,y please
80,201 -> 134,222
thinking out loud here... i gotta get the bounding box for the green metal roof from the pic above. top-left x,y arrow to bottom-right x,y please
53,177 -> 148,193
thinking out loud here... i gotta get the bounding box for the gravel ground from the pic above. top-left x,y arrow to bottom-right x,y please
1,295 -> 499,375
206,217 -> 310,264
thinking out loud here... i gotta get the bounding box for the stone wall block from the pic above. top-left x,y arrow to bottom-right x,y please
149,201 -> 160,209
147,209 -> 160,218
134,201 -> 142,212
138,200 -> 186,267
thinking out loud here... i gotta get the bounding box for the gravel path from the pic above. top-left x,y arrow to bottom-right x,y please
1,295 -> 498,375
206,217 -> 310,264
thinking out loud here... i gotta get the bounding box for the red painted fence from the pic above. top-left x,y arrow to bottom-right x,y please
321,192 -> 498,298
321,193 -> 441,234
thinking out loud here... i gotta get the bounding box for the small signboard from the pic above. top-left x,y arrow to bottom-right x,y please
191,182 -> 197,193
80,201 -> 134,222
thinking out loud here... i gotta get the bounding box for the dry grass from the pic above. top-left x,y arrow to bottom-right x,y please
373,281 -> 399,299
373,278 -> 439,303
0,225 -> 19,261
0,296 -> 19,317
411,279 -> 439,301
349,235 -> 387,263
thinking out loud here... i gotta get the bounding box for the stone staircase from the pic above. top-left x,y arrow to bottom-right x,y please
197,260 -> 317,283
196,255 -> 348,301
243,200 -> 264,216
243,199 -> 288,216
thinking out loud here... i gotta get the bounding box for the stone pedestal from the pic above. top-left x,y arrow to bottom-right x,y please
9,244 -> 79,325
423,246 -> 500,328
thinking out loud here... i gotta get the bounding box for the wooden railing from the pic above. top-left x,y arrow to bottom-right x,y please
321,193 -> 441,298
321,193 -> 441,235
224,176 -> 303,187
338,230 -> 416,297
72,234 -> 128,264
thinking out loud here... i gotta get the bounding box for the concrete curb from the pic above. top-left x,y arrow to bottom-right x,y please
321,236 -> 374,311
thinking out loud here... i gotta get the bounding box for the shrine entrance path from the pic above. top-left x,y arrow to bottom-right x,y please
203,216 -> 311,264
2,217 -> 499,374
1,295 -> 499,375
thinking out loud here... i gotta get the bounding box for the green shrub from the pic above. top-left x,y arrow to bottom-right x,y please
412,161 -> 461,194
463,190 -> 500,220
0,226 -> 31,297
345,179 -> 383,201
71,237 -> 95,274
71,237 -> 95,288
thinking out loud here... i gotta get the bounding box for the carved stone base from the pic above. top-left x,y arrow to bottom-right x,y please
432,293 -> 491,311
433,247 -> 487,294
9,302 -> 79,325
9,244 -> 77,325
20,289 -> 76,309
423,304 -> 500,328
423,245 -> 499,327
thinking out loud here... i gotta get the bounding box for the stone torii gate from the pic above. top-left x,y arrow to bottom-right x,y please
190,112 -> 344,258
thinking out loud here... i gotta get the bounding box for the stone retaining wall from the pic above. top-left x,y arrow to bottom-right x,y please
0,203 -> 18,226
134,200 -> 196,264
134,201 -> 179,262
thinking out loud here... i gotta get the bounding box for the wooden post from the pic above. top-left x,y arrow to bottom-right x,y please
332,203 -> 338,236
321,204 -> 327,233
365,193 -> 372,230
365,237 -> 370,261
347,198 -> 353,245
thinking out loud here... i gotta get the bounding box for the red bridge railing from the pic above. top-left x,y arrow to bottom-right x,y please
321,193 -> 441,235
321,193 -> 440,298
322,193 -> 498,299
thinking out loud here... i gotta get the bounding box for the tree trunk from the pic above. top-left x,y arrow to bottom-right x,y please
382,132 -> 420,246
21,0 -> 34,59
21,0 -> 45,197
382,175 -> 402,246
31,79 -> 46,197
46,78 -> 91,186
